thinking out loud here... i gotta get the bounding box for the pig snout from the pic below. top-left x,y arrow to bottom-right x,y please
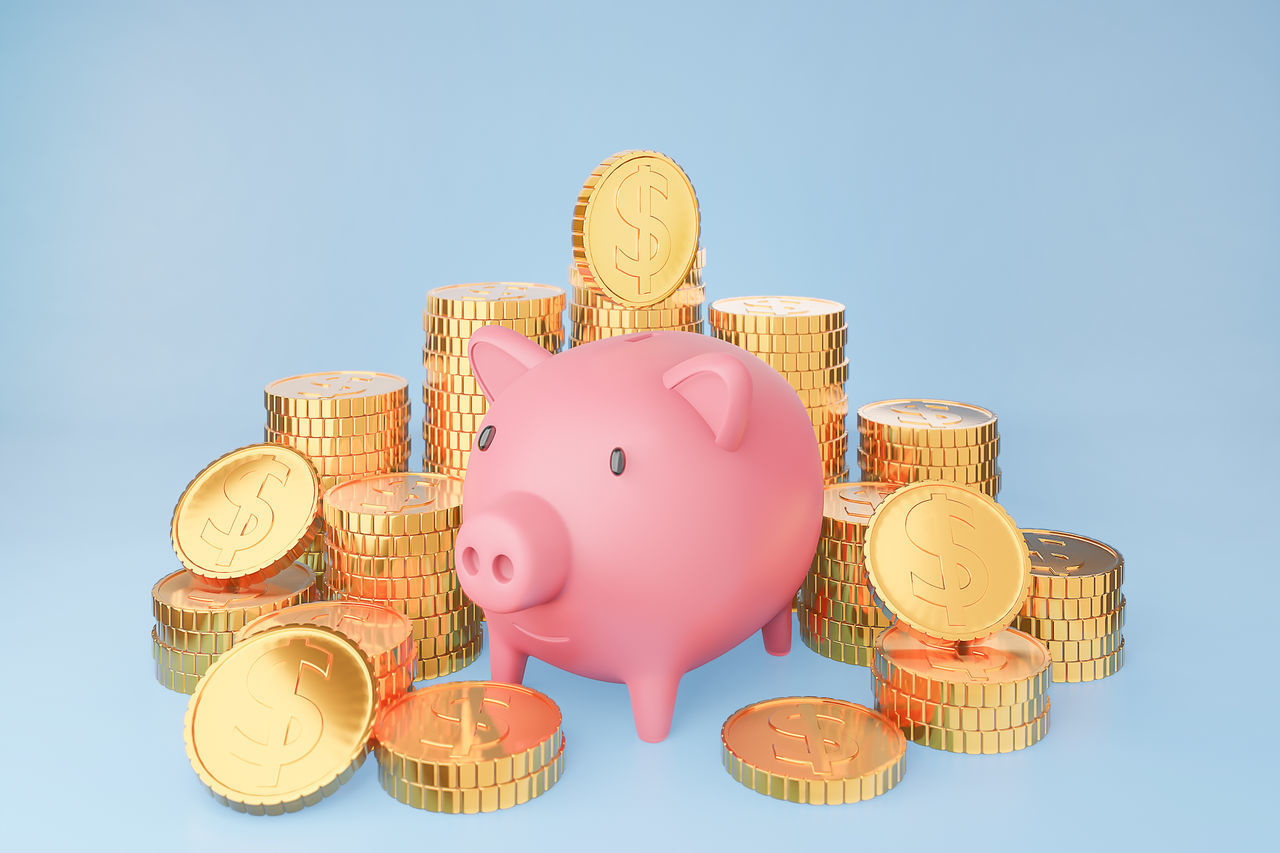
455,493 -> 570,614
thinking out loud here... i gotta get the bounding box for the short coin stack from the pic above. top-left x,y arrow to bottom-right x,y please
422,283 -> 566,478
239,600 -> 416,707
857,399 -> 1000,498
710,297 -> 849,481
1013,530 -> 1126,683
798,482 -> 899,667
154,443 -> 322,693
322,472 -> 482,681
265,372 -> 411,586
374,681 -> 565,813
863,481 -> 1050,754
570,150 -> 706,344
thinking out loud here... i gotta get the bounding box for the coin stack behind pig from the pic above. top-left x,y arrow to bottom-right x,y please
709,296 -> 849,482
264,372 -> 411,588
570,150 -> 706,344
322,472 -> 482,681
797,482 -> 899,667
422,284 -> 565,478
857,399 -> 1000,498
1013,530 -> 1126,683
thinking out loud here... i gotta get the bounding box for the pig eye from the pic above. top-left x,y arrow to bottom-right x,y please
478,425 -> 496,451
610,447 -> 626,475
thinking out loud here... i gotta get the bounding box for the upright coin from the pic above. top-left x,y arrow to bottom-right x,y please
864,481 -> 1029,642
171,445 -> 321,584
575,151 -> 700,307
721,697 -> 905,805
183,625 -> 377,814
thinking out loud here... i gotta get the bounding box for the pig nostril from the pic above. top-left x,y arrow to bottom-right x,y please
492,554 -> 514,584
460,547 -> 479,576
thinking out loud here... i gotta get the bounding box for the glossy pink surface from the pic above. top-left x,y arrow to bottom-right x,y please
455,327 -> 823,742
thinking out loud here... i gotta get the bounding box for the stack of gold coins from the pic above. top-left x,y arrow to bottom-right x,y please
374,681 -> 565,814
709,297 -> 849,481
1013,530 -> 1126,683
569,150 -> 706,344
421,283 -> 565,478
797,482 -> 899,667
155,443 -> 322,693
857,399 -> 1000,498
863,481 -> 1049,754
265,372 -> 410,587
239,600 -> 416,707
322,472 -> 482,680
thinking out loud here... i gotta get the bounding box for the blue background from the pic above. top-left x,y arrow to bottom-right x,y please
1,1 -> 1275,848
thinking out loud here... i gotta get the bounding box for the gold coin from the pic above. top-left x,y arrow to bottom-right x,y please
821,481 -> 901,542
811,553 -> 871,584
792,384 -> 850,408
857,399 -> 997,447
424,371 -> 487,396
720,697 -> 904,804
417,629 -> 484,680
799,592 -> 892,628
713,327 -> 848,353
422,351 -> 477,377
1018,588 -> 1123,621
183,625 -> 376,814
883,702 -> 1050,755
156,660 -> 202,694
1051,641 -> 1124,683
569,302 -> 703,329
424,462 -> 469,481
819,434 -> 849,461
265,372 -> 408,418
859,437 -> 1001,466
1012,598 -> 1125,641
569,322 -> 703,344
779,361 -> 850,390
329,586 -> 471,622
808,397 -> 850,426
267,408 -> 410,438
325,528 -> 455,558
324,473 -> 463,536
423,386 -> 489,414
423,425 -> 477,451
425,408 -> 487,432
709,295 -> 845,334
266,428 -> 407,456
1043,632 -> 1123,662
798,620 -> 877,666
736,347 -> 847,372
172,444 -> 321,583
424,446 -> 474,469
426,283 -> 566,320
153,629 -> 219,677
153,561 -> 316,633
306,448 -> 409,477
378,739 -> 565,813
857,452 -> 999,483
813,419 -> 849,445
238,600 -> 415,676
404,604 -> 481,639
425,331 -> 562,358
873,624 -> 1050,708
872,673 -> 1046,731
156,622 -> 238,655
571,277 -> 705,311
325,549 -> 456,581
1023,529 -> 1124,599
864,482 -> 1027,641
575,151 -> 700,307
801,612 -> 884,647
802,574 -> 879,607
422,311 -> 564,337
374,681 -> 562,787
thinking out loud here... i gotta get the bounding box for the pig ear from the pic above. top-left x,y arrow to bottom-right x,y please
468,325 -> 553,402
662,353 -> 752,451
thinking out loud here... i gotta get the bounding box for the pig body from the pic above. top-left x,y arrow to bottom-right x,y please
455,327 -> 823,742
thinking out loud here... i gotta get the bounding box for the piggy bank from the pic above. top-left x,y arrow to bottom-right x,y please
454,327 -> 823,742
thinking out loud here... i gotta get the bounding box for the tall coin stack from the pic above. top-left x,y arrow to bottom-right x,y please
797,482 -> 899,667
709,297 -> 849,481
1013,530 -> 1126,683
321,472 -> 483,681
570,150 -> 706,344
422,284 -> 565,478
857,399 -> 1000,498
264,372 -> 411,587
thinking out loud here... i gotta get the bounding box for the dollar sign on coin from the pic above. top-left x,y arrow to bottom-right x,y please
363,479 -> 435,514
615,163 -> 671,299
766,703 -> 859,775
1023,531 -> 1084,576
891,401 -> 964,428
925,644 -> 1006,682
422,686 -> 511,758
201,457 -> 290,567
904,492 -> 989,625
232,643 -> 331,787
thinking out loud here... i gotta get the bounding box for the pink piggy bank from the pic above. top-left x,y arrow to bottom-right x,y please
454,327 -> 823,742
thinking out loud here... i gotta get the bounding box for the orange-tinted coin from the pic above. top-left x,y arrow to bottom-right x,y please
152,561 -> 316,633
238,600 -> 414,676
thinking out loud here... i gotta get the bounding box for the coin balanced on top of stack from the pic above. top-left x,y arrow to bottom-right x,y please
862,481 -> 1051,754
569,150 -> 707,343
421,283 -> 565,478
264,371 -> 411,588
153,444 -> 323,693
857,399 -> 1000,498
709,296 -> 849,482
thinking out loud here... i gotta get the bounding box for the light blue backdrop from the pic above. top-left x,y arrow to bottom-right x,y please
1,1 -> 1274,848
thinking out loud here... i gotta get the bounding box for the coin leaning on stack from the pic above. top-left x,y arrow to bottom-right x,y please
710,297 -> 849,482
570,150 -> 707,343
322,472 -> 482,681
797,482 -> 900,667
422,283 -> 565,478
374,681 -> 565,813
264,372 -> 411,588
857,399 -> 1001,498
1013,530 -> 1126,683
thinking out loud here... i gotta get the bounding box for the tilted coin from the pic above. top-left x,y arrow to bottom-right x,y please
153,560 -> 316,633
172,444 -> 321,583
183,625 -> 376,814
873,624 -> 1050,708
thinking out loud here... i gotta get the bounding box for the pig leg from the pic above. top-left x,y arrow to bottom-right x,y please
761,604 -> 793,656
626,673 -> 681,743
488,634 -> 529,684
